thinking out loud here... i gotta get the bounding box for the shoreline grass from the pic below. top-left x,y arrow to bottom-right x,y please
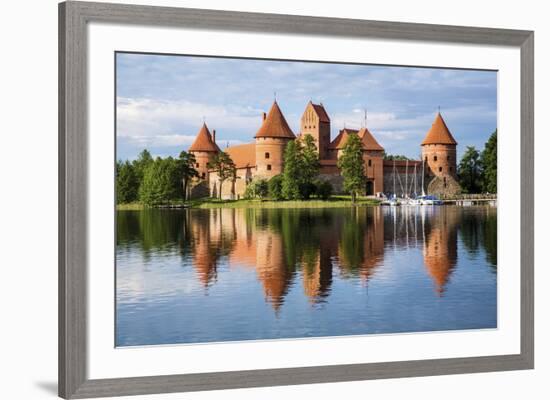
116,202 -> 144,210
193,196 -> 380,209
116,196 -> 381,210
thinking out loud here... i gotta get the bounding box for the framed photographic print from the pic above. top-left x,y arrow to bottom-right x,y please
59,1 -> 534,398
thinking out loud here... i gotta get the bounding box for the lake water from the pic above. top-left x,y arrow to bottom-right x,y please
116,205 -> 497,347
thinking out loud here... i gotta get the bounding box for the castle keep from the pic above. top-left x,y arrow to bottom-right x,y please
187,100 -> 461,199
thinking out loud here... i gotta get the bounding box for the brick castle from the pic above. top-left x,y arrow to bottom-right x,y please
187,100 -> 461,199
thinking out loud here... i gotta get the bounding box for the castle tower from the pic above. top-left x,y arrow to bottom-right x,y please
358,126 -> 385,195
421,112 -> 461,196
254,101 -> 296,178
188,122 -> 220,181
300,101 -> 331,159
328,128 -> 358,160
329,127 -> 385,194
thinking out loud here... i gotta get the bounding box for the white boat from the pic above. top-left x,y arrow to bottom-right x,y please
418,195 -> 443,205
388,194 -> 400,206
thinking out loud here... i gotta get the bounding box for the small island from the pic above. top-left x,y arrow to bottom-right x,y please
116,100 -> 496,210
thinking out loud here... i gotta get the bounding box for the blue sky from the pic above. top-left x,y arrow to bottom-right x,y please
116,52 -> 497,161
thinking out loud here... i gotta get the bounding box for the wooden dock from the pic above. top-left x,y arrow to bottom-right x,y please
441,194 -> 497,206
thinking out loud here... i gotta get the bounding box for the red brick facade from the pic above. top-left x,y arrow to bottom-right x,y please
188,103 -> 460,199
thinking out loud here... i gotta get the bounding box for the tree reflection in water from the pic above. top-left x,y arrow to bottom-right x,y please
117,205 -> 497,309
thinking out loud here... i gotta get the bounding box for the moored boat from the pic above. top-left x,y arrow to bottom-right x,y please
418,195 -> 443,205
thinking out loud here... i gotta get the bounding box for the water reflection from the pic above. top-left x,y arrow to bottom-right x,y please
116,206 -> 497,346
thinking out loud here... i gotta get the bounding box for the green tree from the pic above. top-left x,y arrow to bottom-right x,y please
481,130 -> 497,193
177,151 -> 199,201
315,179 -> 333,200
116,160 -> 138,204
132,149 -> 153,182
207,152 -> 236,200
383,152 -> 410,161
268,175 -> 284,200
458,146 -> 482,193
139,157 -> 181,206
338,133 -> 365,203
300,134 -> 320,199
282,140 -> 303,200
244,179 -> 269,200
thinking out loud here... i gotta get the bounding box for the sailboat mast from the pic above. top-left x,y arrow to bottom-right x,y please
414,163 -> 417,197
421,157 -> 426,196
393,159 -> 396,197
405,159 -> 409,198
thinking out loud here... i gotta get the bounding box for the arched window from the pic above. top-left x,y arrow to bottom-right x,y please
368,159 -> 372,167
439,166 -> 443,172
434,155 -> 438,162
267,164 -> 272,171
196,163 -> 199,168
201,172 -> 206,179
265,152 -> 270,159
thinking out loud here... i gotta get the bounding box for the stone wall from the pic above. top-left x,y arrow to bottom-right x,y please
189,180 -> 209,199
427,175 -> 461,197
318,173 -> 344,194
208,167 -> 253,200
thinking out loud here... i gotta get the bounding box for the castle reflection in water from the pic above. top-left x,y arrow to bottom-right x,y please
117,206 -> 497,313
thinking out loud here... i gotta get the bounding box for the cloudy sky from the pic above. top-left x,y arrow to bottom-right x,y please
116,52 -> 497,161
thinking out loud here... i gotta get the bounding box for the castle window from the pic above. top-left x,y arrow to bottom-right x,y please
368,159 -> 372,167
439,167 -> 443,172
265,152 -> 270,159
267,164 -> 272,171
196,163 -> 199,168
434,155 -> 438,161
447,155 -> 450,161
201,172 -> 206,179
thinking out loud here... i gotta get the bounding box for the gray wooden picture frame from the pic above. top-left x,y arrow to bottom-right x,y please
59,1 -> 534,398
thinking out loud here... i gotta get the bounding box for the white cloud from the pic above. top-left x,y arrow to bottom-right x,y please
123,134 -> 198,147
117,97 -> 265,139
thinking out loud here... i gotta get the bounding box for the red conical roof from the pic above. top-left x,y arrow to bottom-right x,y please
189,123 -> 221,152
421,113 -> 457,146
358,127 -> 384,151
329,128 -> 358,149
254,101 -> 295,139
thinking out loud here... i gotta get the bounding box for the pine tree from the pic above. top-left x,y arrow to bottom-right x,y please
481,130 -> 497,193
458,146 -> 482,193
268,175 -> 284,200
338,133 -> 365,204
300,134 -> 320,199
139,157 -> 181,206
132,149 -> 153,182
116,160 -> 138,204
282,140 -> 302,200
